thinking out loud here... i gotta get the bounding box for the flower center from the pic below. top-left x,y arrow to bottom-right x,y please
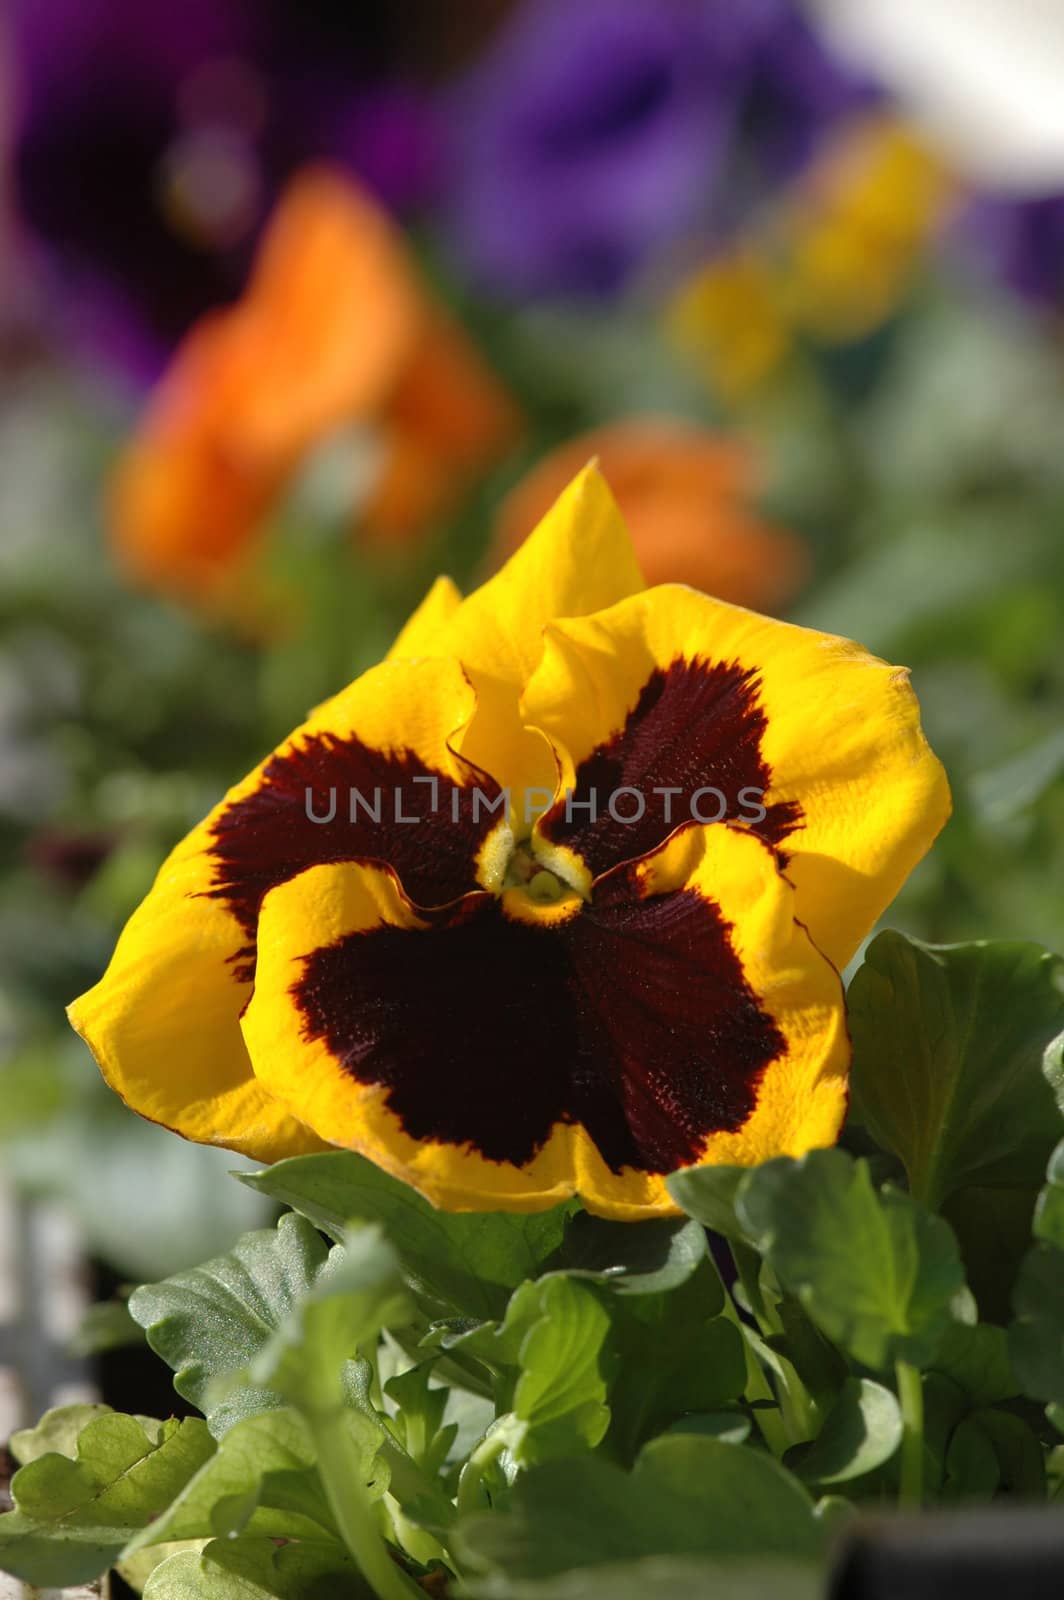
503,842 -> 578,906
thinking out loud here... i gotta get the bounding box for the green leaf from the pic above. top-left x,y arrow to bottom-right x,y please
123,1408 -> 335,1552
789,1379 -> 902,1487
1034,1139 -> 1064,1248
71,1298 -> 146,1357
144,1535 -> 373,1598
848,933 -> 1064,1210
943,1416 -> 1001,1500
1010,1243 -> 1064,1407
931,1321 -> 1018,1406
251,1224 -> 411,1416
128,1213 -> 334,1435
0,1413 -> 215,1587
973,1409 -> 1046,1498
661,1412 -> 751,1446
602,1261 -> 745,1463
455,1433 -> 822,1579
10,1403 -> 115,1467
736,1151 -> 965,1370
940,1185 -> 1038,1325
463,1555 -> 821,1600
452,1276 -> 612,1467
238,1151 -> 570,1319
665,1165 -> 749,1240
551,1214 -> 707,1296
383,1363 -> 457,1477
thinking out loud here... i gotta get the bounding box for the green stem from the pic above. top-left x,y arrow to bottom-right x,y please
773,1351 -> 818,1445
727,1245 -> 816,1449
731,1241 -> 779,1332
456,1426 -> 511,1520
896,1360 -> 925,1510
740,1334 -> 789,1457
309,1404 -> 424,1600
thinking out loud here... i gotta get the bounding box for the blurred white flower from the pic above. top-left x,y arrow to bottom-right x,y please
808,0 -> 1064,190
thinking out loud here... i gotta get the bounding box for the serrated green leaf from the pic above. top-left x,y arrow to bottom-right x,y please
789,1380 -> 902,1487
550,1214 -> 707,1296
144,1534 -> 373,1598
129,1213 -> 334,1435
455,1433 -> 822,1579
452,1276 -> 612,1467
1010,1243 -> 1064,1406
384,1364 -> 455,1477
238,1151 -> 570,1318
463,1555 -> 821,1600
736,1151 -> 965,1370
0,1413 -> 214,1586
10,1404 -> 116,1466
251,1224 -> 411,1415
123,1408 -> 334,1553
510,1279 -> 611,1463
848,933 -> 1064,1210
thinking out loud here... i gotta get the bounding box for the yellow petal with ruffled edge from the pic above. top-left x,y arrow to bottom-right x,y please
522,584 -> 950,969
68,837 -> 328,1159
68,656 -> 497,1158
238,820 -> 846,1219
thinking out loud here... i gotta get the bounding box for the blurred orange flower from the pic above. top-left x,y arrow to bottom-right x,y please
492,418 -> 809,613
110,167 -> 520,605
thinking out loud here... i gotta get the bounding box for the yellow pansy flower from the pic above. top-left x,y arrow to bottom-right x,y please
69,468 -> 950,1218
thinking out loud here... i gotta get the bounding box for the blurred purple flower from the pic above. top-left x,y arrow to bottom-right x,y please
7,0 -> 441,382
441,0 -> 871,299
959,193 -> 1064,311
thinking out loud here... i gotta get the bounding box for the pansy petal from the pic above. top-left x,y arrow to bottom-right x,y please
386,574 -> 463,660
523,585 -> 950,967
69,657 -> 508,1155
242,864 -> 580,1212
67,835 -> 326,1160
240,823 -> 846,1219
209,655 -> 506,959
433,464 -> 645,686
607,822 -> 849,1175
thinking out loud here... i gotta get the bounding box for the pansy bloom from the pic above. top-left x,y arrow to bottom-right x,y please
69,469 -> 949,1217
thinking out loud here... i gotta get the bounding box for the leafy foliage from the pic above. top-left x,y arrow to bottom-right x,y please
737,1150 -> 965,1371
129,1212 -> 337,1435
848,933 -> 1064,1209
6,930 -> 1064,1597
0,1410 -> 214,1587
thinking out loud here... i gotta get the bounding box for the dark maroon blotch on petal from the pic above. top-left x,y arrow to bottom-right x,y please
539,655 -> 801,878
293,864 -> 785,1175
206,731 -> 499,981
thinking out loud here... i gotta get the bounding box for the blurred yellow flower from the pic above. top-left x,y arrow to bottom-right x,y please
109,167 -> 520,607
491,417 -> 809,613
668,116 -> 955,397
